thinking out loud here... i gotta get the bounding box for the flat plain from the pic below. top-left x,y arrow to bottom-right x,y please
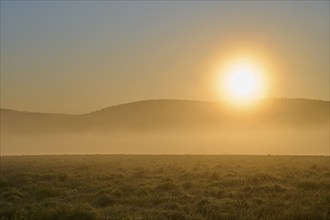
0,155 -> 329,220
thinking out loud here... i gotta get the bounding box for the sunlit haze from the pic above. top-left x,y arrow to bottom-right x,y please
219,57 -> 266,105
1,1 -> 329,113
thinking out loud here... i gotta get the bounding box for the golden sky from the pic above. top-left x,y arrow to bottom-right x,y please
1,1 -> 329,113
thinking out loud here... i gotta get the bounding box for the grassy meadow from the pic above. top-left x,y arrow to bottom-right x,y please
0,155 -> 329,220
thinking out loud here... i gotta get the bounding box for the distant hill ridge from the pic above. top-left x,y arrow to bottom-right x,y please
1,98 -> 329,134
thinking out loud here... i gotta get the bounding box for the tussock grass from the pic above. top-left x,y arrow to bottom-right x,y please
0,155 -> 329,219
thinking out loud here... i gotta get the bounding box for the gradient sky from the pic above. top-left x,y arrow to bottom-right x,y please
1,1 -> 329,114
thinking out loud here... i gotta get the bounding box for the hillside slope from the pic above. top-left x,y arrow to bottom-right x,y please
1,98 -> 329,134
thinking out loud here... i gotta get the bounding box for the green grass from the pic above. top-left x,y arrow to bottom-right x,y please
1,155 -> 329,220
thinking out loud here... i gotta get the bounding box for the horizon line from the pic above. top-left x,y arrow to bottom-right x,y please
1,97 -> 329,115
1,153 -> 328,157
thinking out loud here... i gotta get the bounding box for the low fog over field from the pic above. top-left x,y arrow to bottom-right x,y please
1,98 -> 328,155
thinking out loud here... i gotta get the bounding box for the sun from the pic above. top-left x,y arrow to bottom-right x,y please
226,63 -> 260,100
220,59 -> 265,104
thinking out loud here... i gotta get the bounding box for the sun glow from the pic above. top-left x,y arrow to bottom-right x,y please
220,58 -> 266,104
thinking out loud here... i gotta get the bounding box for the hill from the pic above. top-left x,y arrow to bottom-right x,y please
1,98 -> 329,155
1,98 -> 329,134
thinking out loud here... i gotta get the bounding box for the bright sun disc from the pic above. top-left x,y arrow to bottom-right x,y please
221,60 -> 264,104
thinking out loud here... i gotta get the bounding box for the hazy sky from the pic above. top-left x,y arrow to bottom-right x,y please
1,1 -> 329,113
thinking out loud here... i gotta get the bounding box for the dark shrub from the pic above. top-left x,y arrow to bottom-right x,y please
2,188 -> 24,199
210,172 -> 219,181
34,186 -> 62,200
61,204 -> 99,220
94,194 -> 114,207
0,178 -> 10,188
297,180 -> 321,190
155,181 -> 177,191
196,198 -> 211,216
152,210 -> 186,220
182,181 -> 193,189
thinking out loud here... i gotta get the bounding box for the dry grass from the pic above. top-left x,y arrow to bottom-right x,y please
1,155 -> 329,220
